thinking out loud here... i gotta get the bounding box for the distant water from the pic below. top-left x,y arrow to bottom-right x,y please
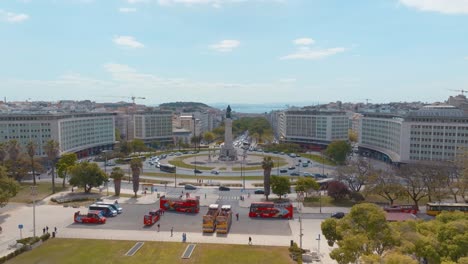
210,103 -> 310,114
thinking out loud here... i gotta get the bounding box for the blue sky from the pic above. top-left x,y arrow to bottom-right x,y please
1,0 -> 468,105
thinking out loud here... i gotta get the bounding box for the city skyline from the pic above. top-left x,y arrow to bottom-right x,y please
1,0 -> 468,104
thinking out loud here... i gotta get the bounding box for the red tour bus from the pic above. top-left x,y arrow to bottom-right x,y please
249,202 -> 293,219
383,204 -> 418,214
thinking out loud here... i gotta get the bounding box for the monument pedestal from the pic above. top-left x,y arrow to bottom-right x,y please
218,105 -> 238,161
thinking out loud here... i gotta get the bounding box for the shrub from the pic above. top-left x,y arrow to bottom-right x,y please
349,191 -> 365,202
327,181 -> 350,200
40,233 -> 51,242
289,242 -> 304,264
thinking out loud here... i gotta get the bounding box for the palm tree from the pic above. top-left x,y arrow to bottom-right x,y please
7,140 -> 22,180
44,140 -> 60,194
0,143 -> 7,166
130,158 -> 142,198
26,141 -> 37,185
110,167 -> 125,196
262,156 -> 274,201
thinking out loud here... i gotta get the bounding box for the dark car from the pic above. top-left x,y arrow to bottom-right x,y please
280,169 -> 288,173
254,189 -> 265,194
184,184 -> 197,190
194,169 -> 203,174
331,212 -> 345,219
290,172 -> 300,176
219,186 -> 230,191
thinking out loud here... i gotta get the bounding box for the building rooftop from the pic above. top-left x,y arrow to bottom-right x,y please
406,105 -> 466,118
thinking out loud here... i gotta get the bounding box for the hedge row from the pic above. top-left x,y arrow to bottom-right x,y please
0,233 -> 51,264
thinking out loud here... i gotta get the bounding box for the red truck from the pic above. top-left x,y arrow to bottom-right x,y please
160,196 -> 200,213
74,210 -> 106,224
144,209 -> 162,226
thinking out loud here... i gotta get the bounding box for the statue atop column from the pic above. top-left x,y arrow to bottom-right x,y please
226,105 -> 232,119
219,105 -> 237,161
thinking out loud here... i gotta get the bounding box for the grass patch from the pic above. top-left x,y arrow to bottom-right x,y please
301,153 -> 336,166
8,238 -> 294,264
303,195 -> 356,207
143,172 -> 264,181
168,155 -> 215,170
10,182 -> 67,203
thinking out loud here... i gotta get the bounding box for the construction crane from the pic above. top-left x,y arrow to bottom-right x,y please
103,95 -> 146,105
449,89 -> 468,96
362,98 -> 372,105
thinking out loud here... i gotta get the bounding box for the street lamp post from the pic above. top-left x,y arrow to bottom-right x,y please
174,170 -> 177,188
103,150 -> 109,196
30,186 -> 37,238
192,114 -> 196,177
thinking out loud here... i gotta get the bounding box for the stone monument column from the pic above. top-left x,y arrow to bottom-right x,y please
219,105 -> 238,161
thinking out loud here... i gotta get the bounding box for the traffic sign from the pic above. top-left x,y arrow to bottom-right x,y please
18,224 -> 23,229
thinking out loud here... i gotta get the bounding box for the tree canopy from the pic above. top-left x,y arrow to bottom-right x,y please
271,176 -> 290,199
322,204 -> 468,264
0,166 -> 19,207
294,177 -> 319,197
69,162 -> 107,193
56,153 -> 77,188
325,140 -> 352,165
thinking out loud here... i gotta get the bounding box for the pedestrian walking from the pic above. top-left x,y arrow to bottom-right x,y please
171,227 -> 173,237
182,233 -> 186,242
248,237 -> 252,245
54,227 -> 57,233
157,224 -> 160,232
43,228 -> 45,234
236,213 -> 239,221
46,226 -> 49,233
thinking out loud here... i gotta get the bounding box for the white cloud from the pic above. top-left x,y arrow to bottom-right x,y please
0,10 -> 29,23
294,38 -> 315,46
113,36 -> 144,48
119,7 -> 137,13
399,0 -> 468,14
281,46 -> 346,60
210,39 -> 240,52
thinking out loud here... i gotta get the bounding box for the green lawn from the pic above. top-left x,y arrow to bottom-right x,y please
10,182 -> 67,203
9,238 -> 294,264
168,155 -> 216,170
301,153 -> 336,166
143,172 -> 264,181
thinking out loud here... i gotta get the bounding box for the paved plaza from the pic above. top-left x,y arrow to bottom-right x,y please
0,184 -> 340,263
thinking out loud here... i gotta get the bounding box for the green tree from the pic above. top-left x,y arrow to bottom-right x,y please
56,153 -> 77,188
348,129 -> 358,143
7,140 -> 22,180
0,166 -> 19,207
325,140 -> 352,165
271,176 -> 290,199
119,140 -> 133,156
130,158 -> 142,197
132,139 -> 146,154
322,203 -> 398,263
26,141 -> 38,185
203,131 -> 215,143
0,143 -> 6,166
294,177 -> 320,197
69,162 -> 107,193
262,156 -> 274,200
44,140 -> 60,194
110,167 -> 125,196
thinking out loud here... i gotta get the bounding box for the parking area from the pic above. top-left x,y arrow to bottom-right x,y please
67,202 -> 292,236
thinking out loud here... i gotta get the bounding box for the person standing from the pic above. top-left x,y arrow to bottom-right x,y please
171,227 -> 174,237
248,237 -> 252,245
54,227 -> 57,234
236,213 -> 239,221
157,224 -> 160,232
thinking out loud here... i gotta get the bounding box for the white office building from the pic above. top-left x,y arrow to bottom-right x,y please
0,112 -> 115,157
278,110 -> 349,148
358,105 -> 468,163
133,111 -> 173,143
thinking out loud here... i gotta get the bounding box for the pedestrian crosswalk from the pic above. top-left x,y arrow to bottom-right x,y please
217,195 -> 239,201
